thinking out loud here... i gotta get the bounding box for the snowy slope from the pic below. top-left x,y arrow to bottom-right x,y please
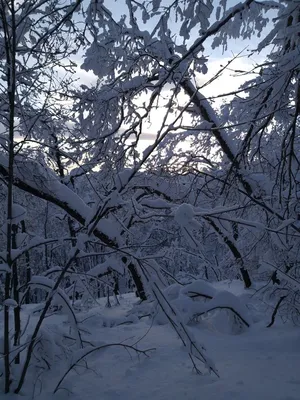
60,305 -> 300,400
2,284 -> 300,400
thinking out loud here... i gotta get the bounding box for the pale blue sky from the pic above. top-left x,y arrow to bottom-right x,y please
75,0 -> 272,80
74,0 -> 272,95
72,0 -> 274,152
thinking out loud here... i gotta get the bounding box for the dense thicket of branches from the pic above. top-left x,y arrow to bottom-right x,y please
0,0 -> 299,394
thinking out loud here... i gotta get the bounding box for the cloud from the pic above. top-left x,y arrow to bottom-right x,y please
199,56 -> 258,100
73,66 -> 97,86
135,56 -> 260,151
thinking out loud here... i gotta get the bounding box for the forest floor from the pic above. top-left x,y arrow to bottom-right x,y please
2,280 -> 300,400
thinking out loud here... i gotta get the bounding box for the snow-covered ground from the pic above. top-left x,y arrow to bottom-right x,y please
3,281 -> 300,400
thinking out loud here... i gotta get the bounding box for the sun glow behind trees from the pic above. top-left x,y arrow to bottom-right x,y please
72,0 -> 268,155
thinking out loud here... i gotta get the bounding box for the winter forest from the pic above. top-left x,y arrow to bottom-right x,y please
0,0 -> 300,398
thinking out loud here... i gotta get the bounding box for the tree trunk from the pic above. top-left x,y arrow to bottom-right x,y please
2,0 -> 17,390
21,220 -> 31,304
204,217 -> 252,288
12,224 -> 21,364
125,258 -> 147,300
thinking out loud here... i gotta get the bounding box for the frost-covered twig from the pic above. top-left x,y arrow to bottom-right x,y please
54,343 -> 155,393
267,295 -> 287,328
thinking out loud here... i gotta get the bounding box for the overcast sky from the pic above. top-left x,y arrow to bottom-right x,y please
73,0 -> 272,152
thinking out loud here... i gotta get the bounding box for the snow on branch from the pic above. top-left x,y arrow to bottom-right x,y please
54,343 -> 155,394
29,276 -> 83,348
